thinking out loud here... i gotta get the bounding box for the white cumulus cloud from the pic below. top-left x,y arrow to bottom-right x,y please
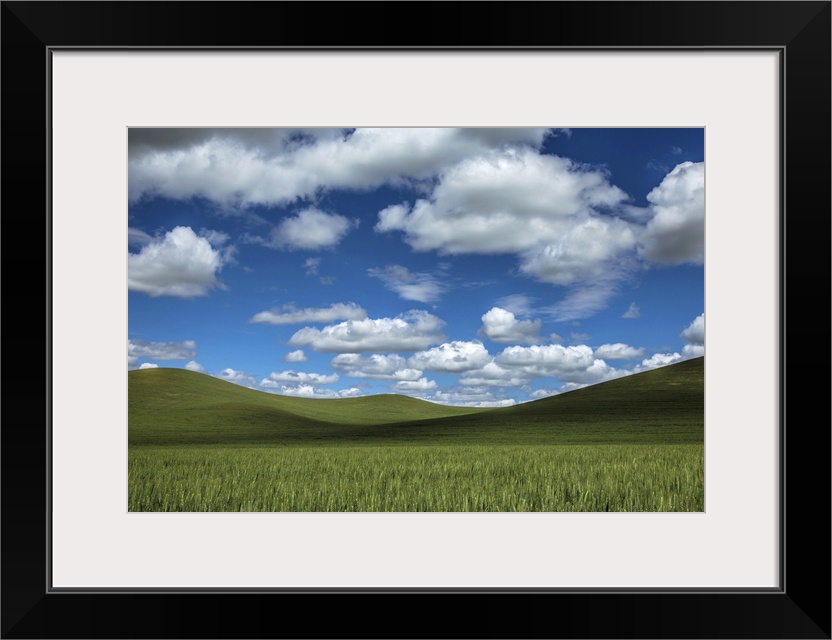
681,313 -> 705,346
427,388 -> 517,408
494,344 -> 628,385
408,340 -> 491,373
260,383 -> 364,399
639,161 -> 705,264
495,344 -> 595,374
215,368 -> 258,388
289,310 -> 445,353
261,371 -> 340,386
635,352 -> 683,372
683,344 -> 705,358
261,384 -> 339,398
394,377 -> 438,392
138,362 -> 159,369
530,388 -> 556,399
259,208 -> 357,250
128,226 -> 228,298
129,128 -> 551,208
375,147 -> 628,255
184,360 -> 205,373
679,313 -> 705,358
284,350 -> 308,363
478,307 -> 541,343
330,353 -> 423,381
460,361 -> 530,388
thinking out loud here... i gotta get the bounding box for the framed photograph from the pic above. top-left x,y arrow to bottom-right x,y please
3,2 -> 829,638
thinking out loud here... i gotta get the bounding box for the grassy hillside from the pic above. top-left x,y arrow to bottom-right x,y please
129,368 -> 484,445
129,357 -> 704,446
381,355 -> 705,444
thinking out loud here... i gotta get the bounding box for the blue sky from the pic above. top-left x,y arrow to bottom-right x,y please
128,128 -> 704,407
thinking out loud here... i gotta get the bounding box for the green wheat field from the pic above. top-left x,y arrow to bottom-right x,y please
128,357 -> 704,512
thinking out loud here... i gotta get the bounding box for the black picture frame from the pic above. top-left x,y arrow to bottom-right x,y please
2,2 -> 829,638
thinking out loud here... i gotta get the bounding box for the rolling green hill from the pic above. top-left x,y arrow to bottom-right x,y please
129,357 -> 704,446
129,367 -> 485,445
384,355 -> 704,444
